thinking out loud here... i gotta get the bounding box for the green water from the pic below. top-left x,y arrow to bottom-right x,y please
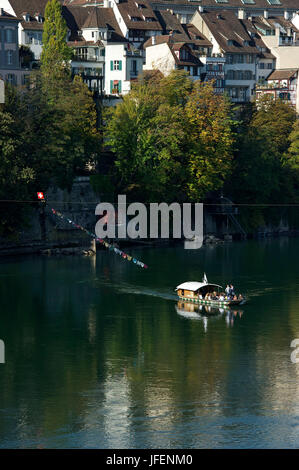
0,238 -> 299,448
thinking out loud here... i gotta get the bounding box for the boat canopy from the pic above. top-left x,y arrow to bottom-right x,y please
176,282 -> 223,292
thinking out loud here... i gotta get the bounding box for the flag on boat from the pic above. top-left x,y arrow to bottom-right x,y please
203,273 -> 208,284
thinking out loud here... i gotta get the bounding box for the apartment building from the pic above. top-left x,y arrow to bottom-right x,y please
143,34 -> 203,79
150,0 -> 299,26
0,7 -> 23,85
191,9 -> 259,102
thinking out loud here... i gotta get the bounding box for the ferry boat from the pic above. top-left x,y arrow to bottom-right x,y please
175,275 -> 246,307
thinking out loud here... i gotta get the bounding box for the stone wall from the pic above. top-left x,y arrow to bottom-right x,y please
0,177 -> 100,256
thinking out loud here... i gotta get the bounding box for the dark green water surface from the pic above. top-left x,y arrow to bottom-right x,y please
0,238 -> 299,448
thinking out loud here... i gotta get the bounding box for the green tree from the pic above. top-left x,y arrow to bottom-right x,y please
288,119 -> 299,171
184,81 -> 235,200
40,0 -> 72,79
227,95 -> 297,230
104,70 -> 192,201
105,72 -> 235,202
0,104 -> 35,235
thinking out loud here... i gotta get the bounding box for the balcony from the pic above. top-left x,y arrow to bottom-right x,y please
73,54 -> 103,63
256,84 -> 296,91
124,49 -> 143,57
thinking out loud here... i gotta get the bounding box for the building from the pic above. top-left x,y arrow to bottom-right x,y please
256,68 -> 299,112
150,0 -> 299,25
65,5 -> 144,95
191,9 -> 260,102
143,34 -> 203,79
110,0 -> 163,45
1,0 -> 49,62
250,13 -> 299,69
0,8 -> 24,85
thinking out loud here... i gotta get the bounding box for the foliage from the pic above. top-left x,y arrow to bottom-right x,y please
40,0 -> 72,79
104,72 -> 235,202
184,82 -> 235,200
228,95 -> 297,207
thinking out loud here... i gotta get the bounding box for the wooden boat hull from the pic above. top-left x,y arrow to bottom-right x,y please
177,296 -> 246,307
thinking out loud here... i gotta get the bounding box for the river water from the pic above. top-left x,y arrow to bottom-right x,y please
0,238 -> 299,448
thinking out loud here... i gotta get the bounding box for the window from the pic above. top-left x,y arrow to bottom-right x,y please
6,50 -> 13,65
131,59 -> 137,73
259,62 -> 265,69
5,29 -> 13,43
216,79 -> 224,88
279,92 -> 290,100
267,62 -> 273,69
6,74 -> 16,85
111,60 -> 122,71
226,54 -> 233,64
110,80 -> 122,94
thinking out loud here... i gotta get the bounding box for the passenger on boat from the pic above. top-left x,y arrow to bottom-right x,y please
225,285 -> 230,296
212,291 -> 218,300
233,295 -> 238,301
230,284 -> 235,296
238,294 -> 243,301
219,294 -> 225,301
198,293 -> 203,300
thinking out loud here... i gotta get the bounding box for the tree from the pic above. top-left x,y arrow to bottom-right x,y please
288,119 -> 299,171
104,70 -> 193,201
40,0 -> 72,79
230,95 -> 296,205
0,104 -> 35,235
226,95 -> 297,230
105,72 -> 236,202
184,81 -> 235,200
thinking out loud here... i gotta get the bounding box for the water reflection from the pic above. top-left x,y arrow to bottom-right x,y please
1,238 -> 299,448
175,300 -> 244,331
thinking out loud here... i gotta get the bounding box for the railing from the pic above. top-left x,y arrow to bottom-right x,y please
256,84 -> 297,91
73,55 -> 103,63
124,50 -> 143,57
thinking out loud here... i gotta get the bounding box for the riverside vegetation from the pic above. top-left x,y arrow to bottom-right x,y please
0,0 -> 299,237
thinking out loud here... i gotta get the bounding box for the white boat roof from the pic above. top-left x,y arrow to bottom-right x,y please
176,281 -> 223,291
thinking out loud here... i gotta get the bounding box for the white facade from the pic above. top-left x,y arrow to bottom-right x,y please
144,42 -> 175,75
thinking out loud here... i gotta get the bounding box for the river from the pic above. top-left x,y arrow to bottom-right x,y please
0,238 -> 298,448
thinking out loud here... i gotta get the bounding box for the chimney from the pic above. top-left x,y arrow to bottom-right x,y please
0,8 -> 4,16
238,9 -> 246,20
264,10 -> 269,19
284,11 -> 289,20
152,36 -> 156,45
198,6 -> 204,13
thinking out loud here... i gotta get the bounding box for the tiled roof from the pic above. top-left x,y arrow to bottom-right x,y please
154,9 -> 189,36
117,0 -> 162,31
150,0 -> 299,9
0,9 -> 19,21
267,69 -> 298,80
143,34 -> 202,65
183,24 -> 212,46
9,0 -> 61,30
63,6 -> 126,42
200,10 -> 259,54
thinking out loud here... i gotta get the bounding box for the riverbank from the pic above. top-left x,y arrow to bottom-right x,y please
1,230 -> 298,258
